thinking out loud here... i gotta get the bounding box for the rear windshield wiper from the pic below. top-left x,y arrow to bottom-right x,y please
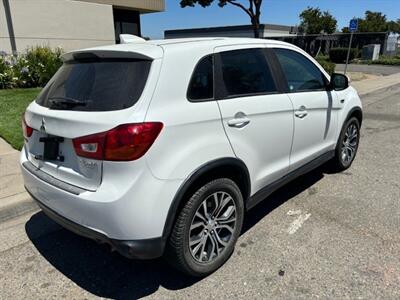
48,97 -> 90,108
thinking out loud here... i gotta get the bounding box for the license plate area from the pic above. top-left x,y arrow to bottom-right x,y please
38,136 -> 64,161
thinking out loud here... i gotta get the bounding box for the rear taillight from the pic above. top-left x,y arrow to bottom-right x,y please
21,113 -> 33,139
73,122 -> 163,161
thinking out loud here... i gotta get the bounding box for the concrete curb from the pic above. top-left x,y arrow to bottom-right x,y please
352,72 -> 400,97
0,137 -> 38,223
358,82 -> 400,98
0,196 -> 38,223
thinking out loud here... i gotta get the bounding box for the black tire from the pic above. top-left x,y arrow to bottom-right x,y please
165,178 -> 244,277
331,116 -> 360,172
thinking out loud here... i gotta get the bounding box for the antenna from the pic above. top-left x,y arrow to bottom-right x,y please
119,34 -> 146,44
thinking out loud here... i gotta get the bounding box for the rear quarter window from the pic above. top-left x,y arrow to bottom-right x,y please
187,55 -> 214,101
36,58 -> 151,111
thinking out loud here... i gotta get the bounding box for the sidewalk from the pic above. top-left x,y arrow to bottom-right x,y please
351,72 -> 400,97
0,72 -> 400,223
0,139 -> 37,222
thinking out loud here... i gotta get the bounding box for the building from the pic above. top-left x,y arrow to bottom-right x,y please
0,0 -> 165,54
165,24 -> 298,39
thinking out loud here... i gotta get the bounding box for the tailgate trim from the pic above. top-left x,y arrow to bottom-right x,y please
22,161 -> 87,195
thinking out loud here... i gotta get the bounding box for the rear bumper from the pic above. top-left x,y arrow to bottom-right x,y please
20,145 -> 183,251
28,188 -> 164,259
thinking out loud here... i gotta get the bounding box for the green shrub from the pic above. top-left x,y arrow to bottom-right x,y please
0,57 -> 15,89
369,58 -> 400,66
316,57 -> 336,75
315,54 -> 329,61
329,48 -> 358,63
13,46 -> 63,88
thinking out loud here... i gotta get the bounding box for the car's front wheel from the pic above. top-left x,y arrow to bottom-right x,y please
331,116 -> 360,171
165,178 -> 244,277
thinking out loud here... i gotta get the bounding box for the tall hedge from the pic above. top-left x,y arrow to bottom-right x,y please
329,48 -> 359,63
315,57 -> 336,75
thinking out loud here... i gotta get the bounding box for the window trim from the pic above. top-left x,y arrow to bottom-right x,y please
186,54 -> 215,103
215,47 -> 281,101
263,48 -> 289,93
272,47 -> 331,94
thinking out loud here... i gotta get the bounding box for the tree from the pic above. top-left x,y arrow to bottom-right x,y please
358,11 -> 388,32
341,26 -> 350,33
341,11 -> 400,34
299,7 -> 337,34
386,19 -> 400,33
180,0 -> 263,38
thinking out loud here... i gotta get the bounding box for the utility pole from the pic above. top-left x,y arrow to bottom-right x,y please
344,32 -> 354,75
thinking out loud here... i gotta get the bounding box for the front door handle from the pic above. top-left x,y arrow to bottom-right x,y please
295,106 -> 308,119
228,112 -> 250,128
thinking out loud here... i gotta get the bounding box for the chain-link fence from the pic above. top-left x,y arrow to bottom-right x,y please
268,32 -> 396,57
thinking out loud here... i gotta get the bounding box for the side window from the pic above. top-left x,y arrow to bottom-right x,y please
187,55 -> 214,101
274,48 -> 326,93
220,48 -> 277,98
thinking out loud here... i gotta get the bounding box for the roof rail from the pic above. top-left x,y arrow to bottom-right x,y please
119,34 -> 146,44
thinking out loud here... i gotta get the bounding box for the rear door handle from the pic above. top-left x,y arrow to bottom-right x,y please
228,112 -> 250,128
295,106 -> 308,119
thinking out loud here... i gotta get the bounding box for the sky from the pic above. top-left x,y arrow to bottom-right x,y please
141,0 -> 400,39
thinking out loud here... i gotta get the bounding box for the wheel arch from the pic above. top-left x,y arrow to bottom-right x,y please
161,157 -> 250,243
335,105 -> 363,150
346,106 -> 363,127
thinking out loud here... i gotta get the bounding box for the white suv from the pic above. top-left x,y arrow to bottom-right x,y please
21,37 -> 362,276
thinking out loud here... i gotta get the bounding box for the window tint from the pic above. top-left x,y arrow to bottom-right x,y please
220,49 -> 277,97
36,59 -> 151,111
188,55 -> 214,101
274,48 -> 326,93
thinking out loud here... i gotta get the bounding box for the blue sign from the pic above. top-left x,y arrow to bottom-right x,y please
349,19 -> 358,32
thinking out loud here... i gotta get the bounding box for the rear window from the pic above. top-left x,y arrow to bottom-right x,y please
36,58 -> 151,111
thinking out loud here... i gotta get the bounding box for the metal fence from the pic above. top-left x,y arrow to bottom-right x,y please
268,32 -> 393,57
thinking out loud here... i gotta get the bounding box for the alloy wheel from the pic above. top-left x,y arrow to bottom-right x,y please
189,191 -> 237,263
341,122 -> 358,165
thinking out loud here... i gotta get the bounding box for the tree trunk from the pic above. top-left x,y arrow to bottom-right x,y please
252,19 -> 260,38
252,16 -> 261,38
252,0 -> 262,38
226,0 -> 262,38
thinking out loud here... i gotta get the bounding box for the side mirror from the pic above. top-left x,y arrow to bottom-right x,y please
329,73 -> 349,91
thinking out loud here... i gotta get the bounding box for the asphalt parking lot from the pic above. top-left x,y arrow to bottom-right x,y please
0,85 -> 399,299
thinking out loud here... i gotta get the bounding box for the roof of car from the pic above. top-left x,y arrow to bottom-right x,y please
149,37 -> 290,48
63,37 -> 292,61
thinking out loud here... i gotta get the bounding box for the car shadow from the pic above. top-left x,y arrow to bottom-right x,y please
242,165 -> 325,234
25,165 -> 326,299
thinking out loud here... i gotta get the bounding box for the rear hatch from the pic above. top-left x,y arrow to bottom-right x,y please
23,48 -> 160,191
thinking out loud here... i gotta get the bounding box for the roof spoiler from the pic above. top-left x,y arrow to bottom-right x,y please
63,50 -> 154,62
119,34 -> 146,44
